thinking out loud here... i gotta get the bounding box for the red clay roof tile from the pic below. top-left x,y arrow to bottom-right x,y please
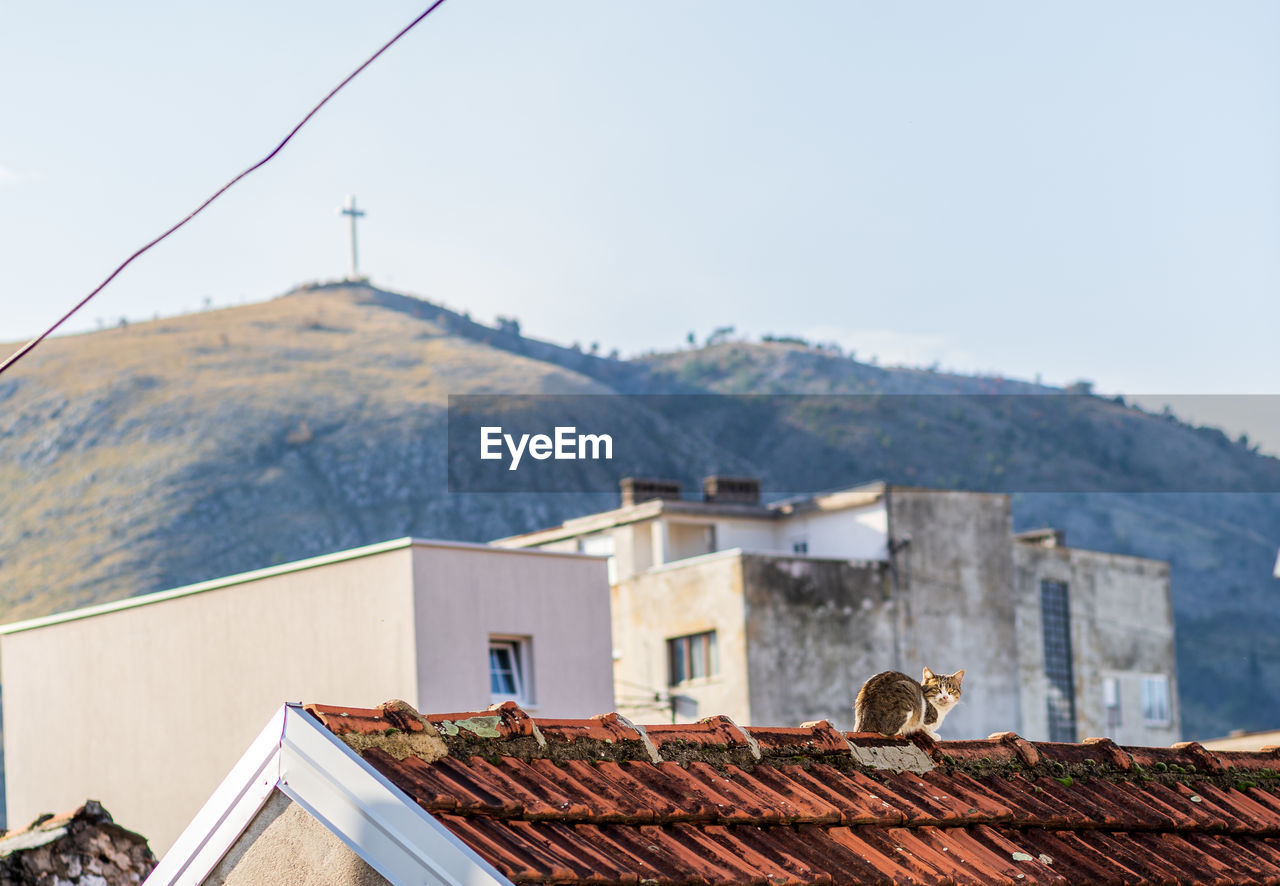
747,721 -> 851,758
307,701 -> 1280,885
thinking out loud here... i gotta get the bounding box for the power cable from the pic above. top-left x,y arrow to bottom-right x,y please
0,0 -> 450,378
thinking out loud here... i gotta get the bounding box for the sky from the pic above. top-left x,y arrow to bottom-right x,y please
2,2 -> 1278,410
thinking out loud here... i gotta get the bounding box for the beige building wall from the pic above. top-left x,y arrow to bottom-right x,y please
1,539 -> 612,856
410,544 -> 614,717
207,791 -> 389,886
1014,542 -> 1178,744
611,550 -> 750,724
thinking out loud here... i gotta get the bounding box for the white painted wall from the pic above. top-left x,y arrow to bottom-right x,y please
611,550 -> 750,724
780,502 -> 889,560
713,518 -> 782,557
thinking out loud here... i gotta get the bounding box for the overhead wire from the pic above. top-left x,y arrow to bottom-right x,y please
0,0 -> 450,378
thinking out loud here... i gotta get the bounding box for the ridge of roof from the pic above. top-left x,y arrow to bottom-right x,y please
309,701 -> 1280,773
299,700 -> 1280,886
307,700 -> 1280,789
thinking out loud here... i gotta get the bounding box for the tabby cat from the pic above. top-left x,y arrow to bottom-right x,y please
853,667 -> 965,739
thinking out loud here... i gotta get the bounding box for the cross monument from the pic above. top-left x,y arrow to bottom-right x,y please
338,194 -> 367,280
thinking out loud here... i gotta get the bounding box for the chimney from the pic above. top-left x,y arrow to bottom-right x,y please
620,477 -> 682,507
1014,528 -> 1066,548
702,475 -> 761,506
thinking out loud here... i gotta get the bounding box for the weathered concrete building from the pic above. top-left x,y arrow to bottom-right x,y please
496,478 -> 1179,745
0,538 -> 612,855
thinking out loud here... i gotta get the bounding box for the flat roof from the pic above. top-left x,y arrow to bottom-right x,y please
495,481 -> 889,547
0,537 -> 601,636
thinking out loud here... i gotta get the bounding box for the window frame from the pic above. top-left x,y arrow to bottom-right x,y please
667,630 -> 719,687
1140,674 -> 1172,726
489,637 -> 533,706
1102,676 -> 1122,732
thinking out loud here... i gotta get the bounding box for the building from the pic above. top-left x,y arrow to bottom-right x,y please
495,477 -> 1179,745
0,538 -> 612,855
152,697 -> 1280,885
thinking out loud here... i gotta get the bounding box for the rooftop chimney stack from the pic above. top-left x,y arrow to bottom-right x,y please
1014,528 -> 1066,548
620,477 -> 682,507
702,475 -> 761,506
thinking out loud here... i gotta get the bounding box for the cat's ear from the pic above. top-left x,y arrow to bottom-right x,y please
954,669 -> 965,684
922,666 -> 935,680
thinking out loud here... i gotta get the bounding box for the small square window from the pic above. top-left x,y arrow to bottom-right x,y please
490,639 -> 531,705
792,539 -> 809,554
667,630 -> 718,686
1140,675 -> 1171,725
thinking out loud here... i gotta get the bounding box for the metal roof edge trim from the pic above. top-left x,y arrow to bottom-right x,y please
0,538 -> 418,636
278,704 -> 515,886
147,704 -> 516,886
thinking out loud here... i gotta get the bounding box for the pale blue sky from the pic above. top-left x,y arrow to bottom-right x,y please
2,2 -> 1277,397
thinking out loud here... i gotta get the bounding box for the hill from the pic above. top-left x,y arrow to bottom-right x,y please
2,281 -> 1277,739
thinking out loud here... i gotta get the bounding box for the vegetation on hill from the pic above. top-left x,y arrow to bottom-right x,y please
1,282 -> 1276,740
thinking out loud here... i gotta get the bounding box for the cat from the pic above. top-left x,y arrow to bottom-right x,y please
853,667 -> 965,739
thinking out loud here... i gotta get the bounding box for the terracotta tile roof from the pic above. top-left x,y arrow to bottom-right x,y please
306,701 -> 1280,886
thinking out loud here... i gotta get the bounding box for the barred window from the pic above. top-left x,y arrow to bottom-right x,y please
1040,580 -> 1077,742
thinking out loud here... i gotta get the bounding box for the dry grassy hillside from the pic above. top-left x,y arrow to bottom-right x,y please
0,284 -> 611,619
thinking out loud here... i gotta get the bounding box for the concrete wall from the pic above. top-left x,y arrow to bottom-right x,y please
611,550 -> 750,724
884,489 -> 1022,739
1013,543 -> 1178,744
1,539 -> 613,856
410,545 -> 614,717
741,555 -> 893,728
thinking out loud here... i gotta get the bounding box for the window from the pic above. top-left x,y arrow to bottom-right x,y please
1102,676 -> 1122,731
490,638 -> 531,705
1040,580 -> 1077,742
792,538 -> 809,554
668,630 -> 718,686
1141,675 -> 1172,725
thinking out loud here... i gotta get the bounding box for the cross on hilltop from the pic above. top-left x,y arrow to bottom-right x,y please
339,194 -> 367,281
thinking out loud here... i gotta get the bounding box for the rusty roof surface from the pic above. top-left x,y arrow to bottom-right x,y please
306,700 -> 1280,886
